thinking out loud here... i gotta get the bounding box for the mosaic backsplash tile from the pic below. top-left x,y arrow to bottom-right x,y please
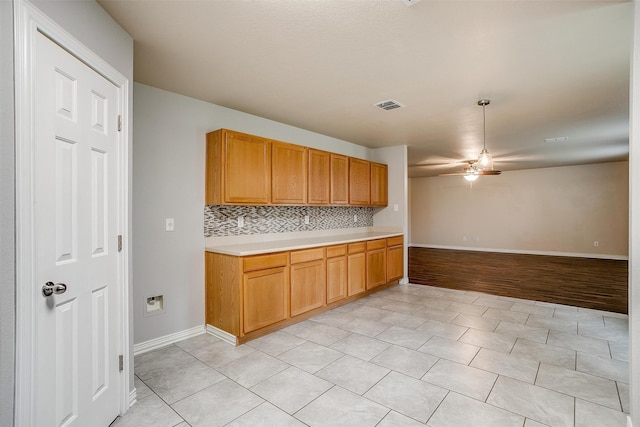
204,205 -> 374,237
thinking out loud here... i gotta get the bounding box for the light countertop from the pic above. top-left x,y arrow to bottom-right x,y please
205,229 -> 403,256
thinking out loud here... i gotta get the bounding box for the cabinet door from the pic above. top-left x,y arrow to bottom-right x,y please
290,260 -> 326,316
347,252 -> 366,296
272,141 -> 307,204
308,149 -> 330,205
330,154 -> 349,205
224,131 -> 271,204
371,162 -> 388,207
367,248 -> 387,289
243,267 -> 288,333
349,158 -> 371,205
387,245 -> 404,282
326,256 -> 347,304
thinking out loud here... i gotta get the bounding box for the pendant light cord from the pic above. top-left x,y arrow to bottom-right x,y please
482,104 -> 487,151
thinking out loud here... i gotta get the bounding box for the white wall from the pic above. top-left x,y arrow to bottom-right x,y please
371,145 -> 409,280
629,2 -> 639,425
132,83 -> 379,344
411,162 -> 629,258
0,1 -> 15,425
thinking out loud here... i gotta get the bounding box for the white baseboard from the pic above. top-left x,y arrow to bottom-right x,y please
410,243 -> 628,261
128,388 -> 137,408
206,324 -> 238,345
399,278 -> 409,285
133,325 -> 206,356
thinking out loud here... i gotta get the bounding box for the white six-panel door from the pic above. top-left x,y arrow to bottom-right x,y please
34,30 -> 121,427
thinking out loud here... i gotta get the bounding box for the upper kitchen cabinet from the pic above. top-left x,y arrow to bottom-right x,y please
272,141 -> 308,204
349,158 -> 371,205
371,162 -> 388,206
308,149 -> 331,205
206,129 -> 271,205
330,154 -> 349,205
206,128 -> 388,207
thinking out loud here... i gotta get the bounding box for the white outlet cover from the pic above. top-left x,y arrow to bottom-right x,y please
165,218 -> 174,232
238,216 -> 244,228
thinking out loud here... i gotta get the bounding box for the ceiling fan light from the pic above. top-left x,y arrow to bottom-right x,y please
463,173 -> 479,182
477,148 -> 493,170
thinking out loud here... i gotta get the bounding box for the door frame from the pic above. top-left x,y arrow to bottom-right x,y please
14,1 -> 131,425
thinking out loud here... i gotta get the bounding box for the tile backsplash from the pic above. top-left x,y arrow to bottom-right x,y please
204,205 -> 374,237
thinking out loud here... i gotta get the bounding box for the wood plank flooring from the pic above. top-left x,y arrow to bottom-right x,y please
409,247 -> 628,314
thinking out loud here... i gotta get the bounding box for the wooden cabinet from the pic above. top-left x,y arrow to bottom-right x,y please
207,129 -> 388,207
205,234 -> 403,342
386,236 -> 404,282
243,267 -> 288,333
347,242 -> 366,296
330,154 -> 349,205
242,253 -> 289,333
349,158 -> 371,205
366,239 -> 387,289
290,248 -> 326,316
371,162 -> 388,207
326,245 -> 347,304
308,149 -> 330,205
206,129 -> 271,205
272,141 -> 308,204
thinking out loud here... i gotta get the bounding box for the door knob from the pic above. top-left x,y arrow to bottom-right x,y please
42,282 -> 67,297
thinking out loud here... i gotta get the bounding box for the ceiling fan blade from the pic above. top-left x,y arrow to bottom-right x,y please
438,172 -> 468,176
478,170 -> 502,175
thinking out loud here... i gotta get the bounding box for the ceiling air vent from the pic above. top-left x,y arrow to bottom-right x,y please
374,99 -> 405,111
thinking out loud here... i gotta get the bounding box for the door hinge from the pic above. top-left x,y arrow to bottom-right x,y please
117,115 -> 122,132
119,355 -> 124,372
118,235 -> 123,252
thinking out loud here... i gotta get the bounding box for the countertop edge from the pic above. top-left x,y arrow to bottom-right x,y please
205,232 -> 404,256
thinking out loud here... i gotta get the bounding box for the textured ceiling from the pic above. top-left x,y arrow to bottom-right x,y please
98,0 -> 632,177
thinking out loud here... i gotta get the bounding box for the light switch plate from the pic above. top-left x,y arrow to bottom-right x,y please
165,218 -> 174,232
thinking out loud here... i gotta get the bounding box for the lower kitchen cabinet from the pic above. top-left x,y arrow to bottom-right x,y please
387,236 -> 404,282
243,266 -> 288,333
348,242 -> 366,296
205,234 -> 403,343
326,245 -> 348,304
290,259 -> 326,317
366,239 -> 387,289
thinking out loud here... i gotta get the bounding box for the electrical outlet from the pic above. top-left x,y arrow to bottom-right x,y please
354,214 -> 358,222
463,236 -> 467,241
393,204 -> 399,212
594,241 -> 599,247
165,218 -> 174,232
304,215 -> 310,225
237,216 -> 244,228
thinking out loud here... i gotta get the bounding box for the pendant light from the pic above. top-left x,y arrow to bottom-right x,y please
476,99 -> 494,171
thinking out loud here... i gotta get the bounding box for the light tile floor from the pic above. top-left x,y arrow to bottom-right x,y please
112,284 -> 630,427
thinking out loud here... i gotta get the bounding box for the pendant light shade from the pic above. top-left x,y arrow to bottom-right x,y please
477,148 -> 493,171
477,99 -> 493,171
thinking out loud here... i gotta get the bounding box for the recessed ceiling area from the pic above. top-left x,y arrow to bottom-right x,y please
97,0 -> 632,177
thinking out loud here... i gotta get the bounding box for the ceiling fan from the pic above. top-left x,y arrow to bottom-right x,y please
440,99 -> 502,181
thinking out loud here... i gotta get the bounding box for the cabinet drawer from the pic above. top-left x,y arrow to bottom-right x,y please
326,244 -> 347,258
366,239 -> 386,251
291,247 -> 325,264
348,242 -> 366,254
243,253 -> 288,272
387,236 -> 404,247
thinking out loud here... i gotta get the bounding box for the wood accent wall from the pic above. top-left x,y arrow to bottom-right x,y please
409,247 -> 628,314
